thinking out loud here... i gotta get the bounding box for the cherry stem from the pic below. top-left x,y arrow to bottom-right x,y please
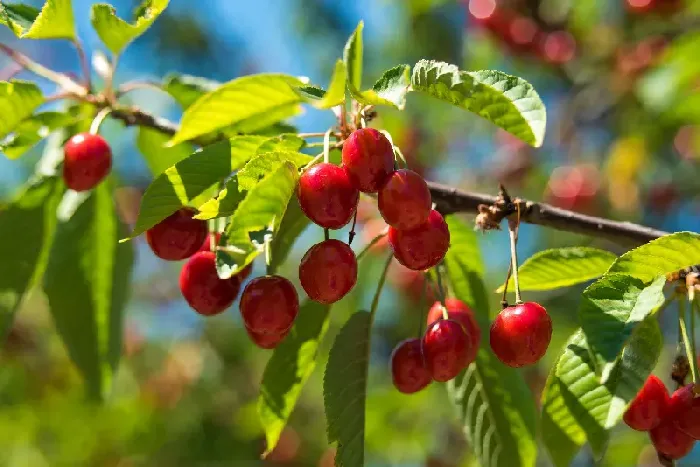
72,39 -> 92,92
508,218 -> 523,305
435,266 -> 449,321
89,107 -> 112,135
264,234 -> 273,274
418,273 -> 428,337
692,296 -> 699,384
679,298 -> 699,384
323,128 -> 332,164
348,210 -> 358,245
369,254 -> 393,326
356,230 -> 388,261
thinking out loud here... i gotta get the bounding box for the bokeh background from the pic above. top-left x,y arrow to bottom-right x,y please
1,0 -> 700,465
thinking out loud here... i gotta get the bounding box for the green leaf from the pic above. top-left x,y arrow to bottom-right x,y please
0,0 -> 75,40
496,247 -> 617,293
90,0 -> 169,55
0,80 -> 43,142
579,274 -> 666,382
298,60 -> 346,109
324,311 -> 371,467
606,232 -> 700,283
259,300 -> 330,455
136,126 -> 193,176
169,74 -> 306,145
348,64 -> 411,110
343,21 -> 363,90
43,182 -> 134,400
193,176 -> 246,221
217,161 -> 298,278
237,151 -> 311,191
0,176 -> 62,339
1,111 -> 76,159
163,73 -> 220,110
410,60 -> 546,147
268,198 -> 310,275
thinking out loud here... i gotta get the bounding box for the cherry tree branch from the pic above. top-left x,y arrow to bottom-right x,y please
0,43 -> 86,95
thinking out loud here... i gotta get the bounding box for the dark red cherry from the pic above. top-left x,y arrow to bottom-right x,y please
245,327 -> 289,350
146,207 -> 208,261
423,319 -> 470,382
390,338 -> 432,394
623,375 -> 669,431
179,251 -> 241,316
489,302 -> 552,368
240,275 -> 299,335
650,419 -> 695,460
341,128 -> 395,193
378,169 -> 432,230
388,209 -> 450,271
299,239 -> 357,304
676,393 -> 700,439
426,298 -> 481,364
667,384 -> 695,418
63,133 -> 112,191
297,163 -> 359,229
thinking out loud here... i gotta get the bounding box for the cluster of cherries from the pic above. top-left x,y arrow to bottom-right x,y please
624,375 -> 700,460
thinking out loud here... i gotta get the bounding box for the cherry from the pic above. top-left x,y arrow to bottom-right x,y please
240,275 -> 299,335
423,319 -> 470,382
146,207 -> 208,261
676,396 -> 700,439
297,163 -> 359,229
378,169 -> 432,230
179,251 -> 242,316
198,232 -> 221,252
623,375 -> 669,431
299,239 -> 357,304
341,128 -> 395,193
667,384 -> 695,419
390,338 -> 432,394
246,327 -> 289,350
388,209 -> 450,271
650,419 -> 695,460
489,302 -> 552,368
63,133 -> 112,192
426,299 -> 481,364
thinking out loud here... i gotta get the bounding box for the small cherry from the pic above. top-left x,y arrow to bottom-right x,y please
146,208 -> 208,261
676,395 -> 700,439
179,251 -> 242,316
423,319 -> 471,382
63,133 -> 112,192
378,169 -> 432,230
297,163 -> 359,229
426,299 -> 481,364
388,209 -> 450,271
299,239 -> 357,304
489,302 -> 552,368
341,128 -> 395,193
246,327 -> 289,350
650,419 -> 695,460
390,338 -> 432,394
667,384 -> 695,418
623,375 -> 669,431
240,275 -> 299,335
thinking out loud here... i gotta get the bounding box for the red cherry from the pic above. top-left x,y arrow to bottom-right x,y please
423,319 -> 470,382
146,208 -> 208,261
297,163 -> 359,229
676,396 -> 700,439
299,239 -> 357,304
341,128 -> 395,193
62,133 -> 112,192
489,302 -> 552,368
426,299 -> 481,364
199,233 -> 221,252
388,209 -> 450,271
378,169 -> 432,230
668,384 -> 695,418
179,251 -> 242,316
650,419 -> 695,460
245,327 -> 289,350
240,275 -> 299,334
623,375 -> 669,431
390,338 -> 432,394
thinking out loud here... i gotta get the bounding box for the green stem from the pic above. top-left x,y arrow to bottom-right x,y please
72,39 -> 92,92
418,273 -> 428,337
89,107 -> 112,135
369,254 -> 393,326
435,266 -> 449,320
264,235 -> 272,275
323,129 -> 332,164
679,298 -> 699,383
508,222 -> 522,304
356,230 -> 388,261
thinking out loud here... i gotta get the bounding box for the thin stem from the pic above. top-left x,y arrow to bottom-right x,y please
348,210 -> 358,245
89,107 -> 112,135
501,261 -> 513,309
692,296 -> 697,384
393,146 -> 408,169
356,230 -> 388,261
323,128 -> 332,164
0,43 -> 86,95
418,273 -> 428,337
435,266 -> 449,320
324,228 -> 330,241
264,234 -> 272,275
104,55 -> 119,102
72,39 -> 91,91
116,80 -> 166,97
679,298 -> 699,383
508,217 -> 523,304
369,254 -> 393,325
298,132 -> 340,139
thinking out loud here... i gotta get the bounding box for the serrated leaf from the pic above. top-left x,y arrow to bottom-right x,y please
606,232 -> 700,283
43,182 -> 134,400
237,151 -> 311,191
194,176 -> 245,220
579,274 -> 666,382
217,161 -> 298,279
298,60 -> 346,109
268,198 -> 309,275
136,126 -> 193,176
496,247 -> 617,293
0,0 -> 75,40
343,21 -> 363,90
410,60 -> 546,147
0,80 -> 43,142
324,311 -> 371,467
90,0 -> 169,55
1,111 -> 76,159
0,176 -> 62,339
169,74 -> 306,145
163,73 -> 220,110
358,64 -> 411,110
259,300 -> 330,456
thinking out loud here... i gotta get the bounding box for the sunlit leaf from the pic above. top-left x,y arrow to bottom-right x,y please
343,21 -> 363,90
1,111 -> 76,159
0,0 -> 75,40
237,151 -> 311,191
297,60 -> 346,109
163,73 -> 220,109
136,126 -> 193,176
0,80 -> 43,143
90,0 -> 169,55
193,176 -> 245,221
268,198 -> 309,275
350,64 -> 411,110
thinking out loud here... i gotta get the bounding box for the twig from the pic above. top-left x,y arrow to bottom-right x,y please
116,80 -> 166,97
72,39 -> 91,91
0,43 -> 86,95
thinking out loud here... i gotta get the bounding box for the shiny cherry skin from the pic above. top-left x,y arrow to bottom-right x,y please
388,210 -> 450,271
426,299 -> 481,364
378,169 -> 432,230
146,207 -> 208,261
179,251 -> 242,316
297,163 -> 359,229
489,302 -> 552,368
623,375 -> 669,431
341,128 -> 395,193
676,394 -> 700,439
651,419 -> 695,460
423,319 -> 471,382
667,384 -> 695,418
240,275 -> 299,335
246,327 -> 289,350
299,239 -> 357,304
390,338 -> 432,394
63,133 -> 112,191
